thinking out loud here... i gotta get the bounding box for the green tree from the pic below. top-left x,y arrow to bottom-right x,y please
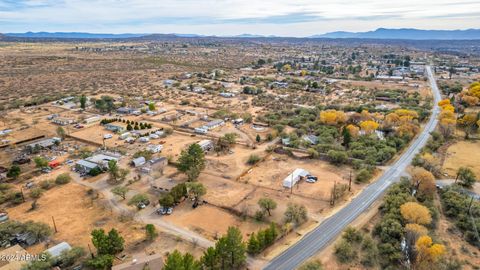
7,165 -> 21,179
128,193 -> 149,207
164,250 -> 201,270
335,239 -> 357,263
327,150 -> 348,165
91,228 -> 124,255
186,182 -> 207,204
284,203 -> 308,226
79,95 -> 87,110
107,159 -> 119,183
170,183 -> 187,203
111,186 -> 129,200
145,224 -> 157,241
201,247 -> 219,269
159,194 -> 174,208
148,102 -> 156,111
177,144 -> 206,181
56,126 -> 66,139
258,197 -> 277,216
215,227 -> 246,269
86,254 -> 113,270
247,233 -> 260,255
342,127 -> 352,149
456,167 -> 476,188
256,134 -> 261,143
33,156 -> 49,169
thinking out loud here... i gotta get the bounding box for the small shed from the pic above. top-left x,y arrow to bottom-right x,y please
283,168 -> 310,188
45,242 -> 71,258
132,157 -> 146,167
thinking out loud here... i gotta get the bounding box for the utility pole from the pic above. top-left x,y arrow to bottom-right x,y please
51,216 -> 58,233
88,244 -> 95,259
348,170 -> 352,191
20,188 -> 25,203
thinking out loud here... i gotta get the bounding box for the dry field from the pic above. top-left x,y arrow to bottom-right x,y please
7,181 -> 144,252
442,140 -> 480,178
163,203 -> 265,240
238,154 -> 351,199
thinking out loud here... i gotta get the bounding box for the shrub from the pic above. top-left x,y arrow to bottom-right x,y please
55,173 -> 71,185
335,239 -> 357,263
247,154 -> 261,165
39,179 -> 54,190
327,150 -> 348,165
355,168 -> 373,183
30,188 -> 44,199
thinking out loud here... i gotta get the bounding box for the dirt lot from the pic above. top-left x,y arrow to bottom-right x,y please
442,140 -> 480,178
205,144 -> 267,179
7,181 -> 144,253
163,203 -> 265,240
238,154 -> 352,199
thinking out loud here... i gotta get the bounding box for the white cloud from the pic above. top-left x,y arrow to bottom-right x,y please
1,0 -> 479,35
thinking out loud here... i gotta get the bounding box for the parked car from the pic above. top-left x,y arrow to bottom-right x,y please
0,212 -> 8,223
103,134 -> 113,139
306,178 -> 317,183
306,175 -> 318,181
156,207 -> 173,215
13,156 -> 31,165
74,124 -> 84,129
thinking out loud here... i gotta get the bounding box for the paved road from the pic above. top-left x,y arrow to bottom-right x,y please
264,66 -> 442,270
436,179 -> 480,200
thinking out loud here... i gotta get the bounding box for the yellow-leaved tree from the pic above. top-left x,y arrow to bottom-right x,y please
410,167 -> 436,199
400,202 -> 432,225
468,81 -> 480,98
319,110 -> 347,126
415,235 -> 446,270
359,120 -> 379,134
346,124 -> 360,137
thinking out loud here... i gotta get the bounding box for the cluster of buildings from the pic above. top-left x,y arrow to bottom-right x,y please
194,119 -> 225,134
75,152 -> 120,174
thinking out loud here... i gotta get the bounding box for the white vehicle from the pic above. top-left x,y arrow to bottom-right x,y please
103,134 -> 113,139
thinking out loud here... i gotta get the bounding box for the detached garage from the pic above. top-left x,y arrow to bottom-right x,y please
283,168 -> 310,188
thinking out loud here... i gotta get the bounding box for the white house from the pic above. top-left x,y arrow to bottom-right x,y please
139,137 -> 150,143
146,144 -> 163,153
197,140 -> 213,152
195,127 -> 208,134
84,116 -> 101,124
283,168 -> 310,188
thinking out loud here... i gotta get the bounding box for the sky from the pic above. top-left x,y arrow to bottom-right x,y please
1,0 -> 480,36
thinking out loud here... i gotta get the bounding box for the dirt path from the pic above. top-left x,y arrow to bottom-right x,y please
71,173 -> 214,248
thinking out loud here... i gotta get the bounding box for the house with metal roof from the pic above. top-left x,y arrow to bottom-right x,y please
45,242 -> 71,258
283,168 -> 310,188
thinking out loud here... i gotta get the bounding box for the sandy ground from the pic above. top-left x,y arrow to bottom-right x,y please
163,203 -> 265,241
7,181 -> 145,253
443,140 -> 480,178
238,154 -> 353,199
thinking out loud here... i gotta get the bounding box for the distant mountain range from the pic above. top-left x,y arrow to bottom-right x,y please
311,28 -> 480,40
3,28 -> 480,40
4,32 -> 146,39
